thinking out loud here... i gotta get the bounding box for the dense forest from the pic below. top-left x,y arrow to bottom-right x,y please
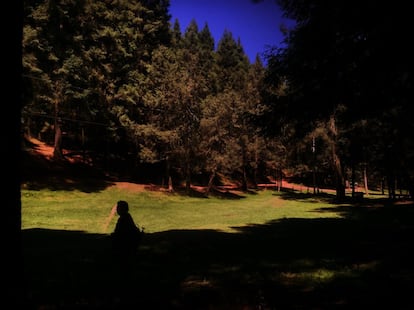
22,0 -> 413,200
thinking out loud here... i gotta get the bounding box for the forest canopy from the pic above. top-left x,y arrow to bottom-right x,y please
22,0 -> 413,199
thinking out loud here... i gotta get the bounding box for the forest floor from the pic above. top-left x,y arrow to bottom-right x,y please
21,136 -> 336,195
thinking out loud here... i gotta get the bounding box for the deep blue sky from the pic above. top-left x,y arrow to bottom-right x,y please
168,0 -> 295,64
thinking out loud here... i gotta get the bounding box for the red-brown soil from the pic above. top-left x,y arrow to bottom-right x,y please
21,136 -> 331,195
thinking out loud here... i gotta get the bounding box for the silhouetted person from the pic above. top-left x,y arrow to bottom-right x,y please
111,200 -> 142,259
110,200 -> 143,305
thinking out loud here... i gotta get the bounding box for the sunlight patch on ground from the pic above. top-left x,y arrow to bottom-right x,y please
278,260 -> 381,287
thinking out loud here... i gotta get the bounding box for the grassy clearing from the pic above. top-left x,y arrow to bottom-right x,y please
21,186 -> 342,234
20,184 -> 414,309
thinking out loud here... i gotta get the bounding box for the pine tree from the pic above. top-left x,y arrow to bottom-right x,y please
23,0 -> 91,160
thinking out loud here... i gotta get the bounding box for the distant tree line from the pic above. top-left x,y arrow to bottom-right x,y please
22,0 -> 413,199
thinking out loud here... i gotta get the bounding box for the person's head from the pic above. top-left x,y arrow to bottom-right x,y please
116,200 -> 129,215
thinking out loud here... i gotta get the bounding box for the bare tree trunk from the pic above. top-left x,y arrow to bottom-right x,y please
387,173 -> 396,200
408,177 -> 414,200
241,166 -> 248,191
168,176 -> 173,192
312,135 -> 317,194
165,157 -> 174,192
363,164 -> 369,194
333,149 -> 346,200
252,137 -> 259,189
81,127 -> 86,163
53,120 -> 64,160
278,168 -> 282,191
329,115 -> 345,200
385,143 -> 396,200
185,159 -> 191,194
351,163 -> 356,198
53,83 -> 64,161
240,141 -> 248,192
205,170 -> 216,195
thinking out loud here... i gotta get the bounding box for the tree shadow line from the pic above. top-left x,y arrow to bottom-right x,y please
275,187 -> 413,207
21,201 -> 414,309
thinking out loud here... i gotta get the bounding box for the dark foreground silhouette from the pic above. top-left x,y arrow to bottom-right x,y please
21,201 -> 414,309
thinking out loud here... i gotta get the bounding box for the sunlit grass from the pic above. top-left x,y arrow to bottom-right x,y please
21,186 -> 342,234
21,183 -> 412,308
278,260 -> 381,288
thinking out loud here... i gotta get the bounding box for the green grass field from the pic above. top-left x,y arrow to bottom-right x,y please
21,185 -> 414,309
22,185 -> 342,234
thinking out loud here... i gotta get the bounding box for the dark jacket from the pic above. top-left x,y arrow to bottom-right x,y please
112,213 -> 141,255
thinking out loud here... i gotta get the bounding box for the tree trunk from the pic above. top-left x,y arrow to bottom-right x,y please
53,83 -> 64,161
387,173 -> 396,200
253,137 -> 259,189
333,149 -> 346,200
205,170 -> 216,195
165,156 -> 173,192
53,119 -> 64,160
276,168 -> 282,191
185,159 -> 191,194
351,163 -> 356,198
329,115 -> 345,200
241,141 -> 248,192
81,127 -> 86,163
241,166 -> 248,191
408,177 -> 414,200
363,164 -> 369,194
168,176 -> 173,192
312,135 -> 317,194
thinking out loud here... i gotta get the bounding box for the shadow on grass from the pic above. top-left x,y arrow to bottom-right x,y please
22,202 -> 414,309
277,188 -> 336,203
275,188 -> 413,207
170,186 -> 248,200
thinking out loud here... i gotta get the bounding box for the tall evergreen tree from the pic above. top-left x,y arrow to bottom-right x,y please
264,0 -> 414,199
170,18 -> 182,48
23,0 -> 90,160
200,90 -> 243,193
140,19 -> 211,192
197,22 -> 217,96
216,29 -> 250,92
23,0 -> 172,168
242,56 -> 268,187
210,30 -> 254,190
82,0 -> 171,155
